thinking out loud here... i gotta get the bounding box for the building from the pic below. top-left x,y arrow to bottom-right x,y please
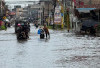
13,5 -> 28,19
0,0 -> 8,17
75,0 -> 100,8
39,0 -> 55,25
16,8 -> 23,19
28,4 -> 42,24
15,8 -> 29,19
39,1 -> 53,18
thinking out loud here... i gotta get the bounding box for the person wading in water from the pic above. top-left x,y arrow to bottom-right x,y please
43,24 -> 50,39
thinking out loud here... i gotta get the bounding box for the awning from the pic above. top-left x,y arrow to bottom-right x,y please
9,12 -> 16,15
76,8 -> 96,13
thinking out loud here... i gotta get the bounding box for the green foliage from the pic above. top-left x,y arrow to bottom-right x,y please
47,26 -> 53,29
1,25 -> 6,30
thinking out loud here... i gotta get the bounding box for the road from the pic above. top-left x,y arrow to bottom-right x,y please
0,25 -> 100,68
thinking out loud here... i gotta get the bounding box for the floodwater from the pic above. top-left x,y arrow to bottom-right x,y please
0,25 -> 100,68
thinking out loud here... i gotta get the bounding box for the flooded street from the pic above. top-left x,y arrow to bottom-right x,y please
0,0 -> 100,67
0,25 -> 100,68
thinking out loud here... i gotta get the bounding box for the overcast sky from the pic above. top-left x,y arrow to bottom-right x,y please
5,0 -> 39,10
5,0 -> 39,1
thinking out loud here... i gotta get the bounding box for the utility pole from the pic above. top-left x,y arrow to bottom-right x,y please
63,0 -> 65,27
43,6 -> 44,25
0,0 -> 3,16
48,2 -> 49,17
52,0 -> 57,29
47,1 -> 49,26
98,9 -> 100,23
40,8 -> 42,25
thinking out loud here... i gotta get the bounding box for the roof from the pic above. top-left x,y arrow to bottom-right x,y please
76,8 -> 96,12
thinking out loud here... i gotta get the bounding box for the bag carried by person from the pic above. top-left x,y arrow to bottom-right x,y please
38,29 -> 41,34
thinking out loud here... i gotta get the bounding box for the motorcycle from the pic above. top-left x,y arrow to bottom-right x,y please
17,31 -> 28,40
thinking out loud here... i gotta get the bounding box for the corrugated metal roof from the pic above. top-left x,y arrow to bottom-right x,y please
76,8 -> 96,12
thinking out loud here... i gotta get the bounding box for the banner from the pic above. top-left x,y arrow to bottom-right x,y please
54,6 -> 61,24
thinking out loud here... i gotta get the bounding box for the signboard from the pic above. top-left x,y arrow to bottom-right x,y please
54,6 -> 61,24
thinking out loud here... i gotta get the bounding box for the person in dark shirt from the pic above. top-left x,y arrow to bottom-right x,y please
43,24 -> 50,39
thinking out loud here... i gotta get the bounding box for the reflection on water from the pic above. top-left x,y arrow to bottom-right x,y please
17,39 -> 28,44
38,38 -> 50,42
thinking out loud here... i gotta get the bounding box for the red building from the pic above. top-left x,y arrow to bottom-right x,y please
73,0 -> 100,8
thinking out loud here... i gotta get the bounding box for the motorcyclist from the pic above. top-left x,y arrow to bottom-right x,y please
22,24 -> 29,38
